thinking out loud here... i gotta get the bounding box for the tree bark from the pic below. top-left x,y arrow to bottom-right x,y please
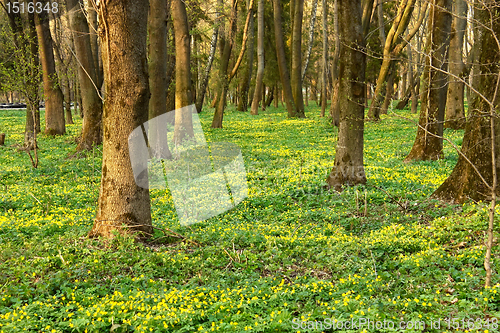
326,0 -> 366,190
35,8 -> 65,136
273,0 -> 298,117
445,0 -> 467,130
238,0 -> 254,112
320,0 -> 328,117
90,0 -> 152,239
148,0 -> 172,159
329,0 -> 340,126
301,0 -> 318,82
172,0 -> 195,140
291,0 -> 305,117
432,1 -> 500,203
250,0 -> 264,115
405,0 -> 452,162
67,0 -> 103,151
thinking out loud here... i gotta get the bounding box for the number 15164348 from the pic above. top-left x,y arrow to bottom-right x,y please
6,2 -> 59,14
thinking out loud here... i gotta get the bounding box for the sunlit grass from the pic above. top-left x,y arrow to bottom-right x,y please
0,104 -> 498,332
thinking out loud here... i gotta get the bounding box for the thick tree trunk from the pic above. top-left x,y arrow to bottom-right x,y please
445,0 -> 467,130
67,0 -> 103,151
405,0 -> 452,162
326,0 -> 366,190
90,0 -> 152,239
172,0 -> 195,140
273,0 -> 298,117
35,8 -> 65,136
250,0 -> 264,116
148,0 -> 172,159
433,1 -> 500,204
291,0 -> 305,117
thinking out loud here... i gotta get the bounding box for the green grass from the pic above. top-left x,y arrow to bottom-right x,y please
0,104 -> 499,333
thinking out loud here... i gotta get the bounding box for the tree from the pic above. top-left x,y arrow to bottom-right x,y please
326,0 -> 366,190
405,0 -> 452,161
290,0 -> 305,117
445,0 -> 467,129
250,0 -> 264,115
90,0 -> 152,239
237,0 -> 254,112
195,0 -> 222,114
301,0 -> 318,83
367,0 -> 428,120
320,0 -> 328,117
35,7 -> 65,136
2,3 -> 41,150
273,0 -> 298,117
432,0 -> 500,287
172,0 -> 195,142
148,0 -> 172,159
67,0 -> 103,151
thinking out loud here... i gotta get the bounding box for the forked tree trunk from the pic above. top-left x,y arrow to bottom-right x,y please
326,0 -> 366,190
148,0 -> 172,159
67,0 -> 103,151
445,0 -> 467,130
405,0 -> 452,162
35,8 -> 65,136
432,1 -> 500,204
172,0 -> 195,140
250,0 -> 264,115
90,0 -> 152,239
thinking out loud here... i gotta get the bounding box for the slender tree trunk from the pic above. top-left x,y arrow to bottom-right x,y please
35,8 -> 65,136
445,0 -> 467,129
87,1 -> 103,90
330,0 -> 340,126
172,0 -> 195,140
90,0 -> 152,239
326,0 -> 366,190
273,0 -> 298,117
405,0 -> 452,161
238,0 -> 254,112
67,0 -> 103,150
148,0 -> 172,159
320,0 -> 328,117
250,0 -> 264,115
291,0 -> 305,117
301,0 -> 318,82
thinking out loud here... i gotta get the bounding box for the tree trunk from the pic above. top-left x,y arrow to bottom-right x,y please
368,0 -> 427,120
445,0 -> 467,130
67,0 -> 103,151
330,0 -> 340,126
291,0 -> 305,117
326,0 -> 366,190
212,0 -> 238,128
90,0 -> 152,239
250,0 -> 264,115
432,1 -> 500,203
172,0 -> 195,140
148,0 -> 172,159
87,1 -> 103,90
238,0 -> 254,112
405,0 -> 452,162
320,0 -> 328,117
35,8 -> 65,136
301,0 -> 318,82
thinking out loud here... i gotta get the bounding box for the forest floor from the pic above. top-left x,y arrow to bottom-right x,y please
0,104 -> 499,332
